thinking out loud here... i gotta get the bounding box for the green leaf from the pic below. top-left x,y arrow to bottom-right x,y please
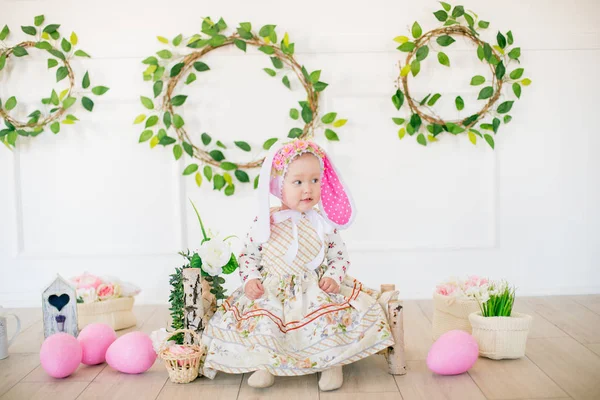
74,50 -> 90,58
51,90 -> 59,105
438,52 -> 450,66
410,114 -> 422,132
427,93 -> 442,106
185,73 -> 197,85
145,115 -> 159,128
483,43 -> 493,61
416,45 -> 429,61
173,144 -> 183,160
258,46 -> 275,55
451,5 -> 465,18
5,97 -> 17,111
235,170 -> 250,183
497,101 -> 514,114
436,35 -> 456,47
142,56 -> 158,65
217,140 -> 227,149
34,15 -> 45,26
213,175 -> 226,190
504,115 -> 512,124
171,95 -> 187,106
204,165 -> 213,181
56,66 -> 69,82
477,45 -> 485,61
152,80 -> 164,98
92,86 -> 110,96
510,68 -> 524,80
495,61 -> 506,80
289,108 -> 299,120
157,50 -> 172,59
470,75 -> 485,85
288,128 -> 303,138
13,46 -> 28,57
392,118 -> 405,125
172,34 -> 183,46
497,31 -> 507,49
201,133 -> 211,146
221,161 -> 237,171
209,35 -> 227,47
223,184 -> 235,196
455,96 -> 464,111
478,86 -> 494,100
282,75 -> 291,89
183,164 -> 199,175
507,31 -> 514,45
61,38 -> 71,52
271,57 -> 284,69
163,112 -> 172,129
194,172 -> 203,187
445,122 -> 465,134
263,138 -> 278,150
310,70 -> 321,84
173,114 -> 185,129
321,112 -> 337,124
397,42 -> 416,52
493,117 -> 501,133
259,24 -> 276,37
478,20 -> 490,29
392,89 -> 404,110
468,131 -> 477,145
138,130 -> 152,142
417,133 -> 427,146
50,122 -> 60,134
484,134 -> 495,149
182,141 -> 193,157
301,106 -> 313,124
0,25 -> 9,41
82,96 -> 94,111
170,62 -> 184,77
508,47 -> 521,60
235,141 -> 251,152
21,26 -> 36,36
133,114 -> 146,124
464,13 -> 475,27
263,68 -> 276,77
63,96 -> 76,109
193,62 -> 210,72
314,82 -> 328,92
0,54 -> 6,71
234,39 -> 247,52
440,1 -> 451,11
411,21 -> 422,38
325,129 -> 339,141
43,24 -> 60,34
410,59 -> 420,77
209,150 -> 225,162
141,96 -> 154,110
512,83 -> 522,99
433,10 -> 448,21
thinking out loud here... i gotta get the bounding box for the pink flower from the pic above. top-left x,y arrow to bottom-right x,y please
273,155 -> 285,171
97,283 -> 120,300
295,140 -> 309,151
167,344 -> 196,366
280,145 -> 295,159
71,273 -> 103,290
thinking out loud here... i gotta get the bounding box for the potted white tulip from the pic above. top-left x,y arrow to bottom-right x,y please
468,281 -> 532,360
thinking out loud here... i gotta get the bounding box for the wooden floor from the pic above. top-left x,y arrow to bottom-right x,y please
1,295 -> 600,400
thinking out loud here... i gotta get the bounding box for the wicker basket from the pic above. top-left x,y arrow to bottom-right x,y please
432,292 -> 480,340
469,312 -> 532,360
159,329 -> 204,384
77,297 -> 136,331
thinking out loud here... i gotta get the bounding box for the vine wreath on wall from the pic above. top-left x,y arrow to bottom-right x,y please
391,2 -> 531,148
137,17 -> 347,196
0,15 -> 109,149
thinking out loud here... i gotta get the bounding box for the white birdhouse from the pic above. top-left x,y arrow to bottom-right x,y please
42,275 -> 78,338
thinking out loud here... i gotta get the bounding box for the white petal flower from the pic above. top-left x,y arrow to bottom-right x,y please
198,238 -> 232,276
77,287 -> 98,304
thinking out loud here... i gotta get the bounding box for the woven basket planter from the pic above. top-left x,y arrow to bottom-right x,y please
468,312 -> 532,360
432,292 -> 480,340
77,297 -> 136,331
159,329 -> 204,384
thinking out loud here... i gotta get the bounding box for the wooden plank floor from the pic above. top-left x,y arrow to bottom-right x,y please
1,296 -> 599,400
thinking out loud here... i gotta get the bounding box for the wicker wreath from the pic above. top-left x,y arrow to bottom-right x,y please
0,15 -> 109,149
137,17 -> 347,195
392,3 -> 531,148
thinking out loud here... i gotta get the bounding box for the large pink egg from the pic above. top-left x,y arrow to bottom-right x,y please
40,333 -> 82,378
105,331 -> 156,374
426,330 -> 479,375
78,323 -> 117,365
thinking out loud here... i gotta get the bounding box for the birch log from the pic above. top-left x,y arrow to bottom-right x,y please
387,300 -> 407,375
182,268 -> 203,343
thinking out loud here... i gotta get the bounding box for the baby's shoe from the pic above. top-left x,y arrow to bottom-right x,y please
319,366 -> 343,391
248,369 -> 275,388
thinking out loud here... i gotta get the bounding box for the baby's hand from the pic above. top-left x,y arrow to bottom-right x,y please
319,277 -> 340,294
245,279 -> 265,300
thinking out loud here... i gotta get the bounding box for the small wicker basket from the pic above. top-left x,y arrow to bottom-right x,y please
158,329 -> 204,384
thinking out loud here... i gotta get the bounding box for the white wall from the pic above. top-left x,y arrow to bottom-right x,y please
1,0 -> 599,307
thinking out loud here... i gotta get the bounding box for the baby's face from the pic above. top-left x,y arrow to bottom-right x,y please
281,153 -> 321,212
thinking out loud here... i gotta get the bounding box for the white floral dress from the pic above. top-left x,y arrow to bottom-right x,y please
201,208 -> 394,377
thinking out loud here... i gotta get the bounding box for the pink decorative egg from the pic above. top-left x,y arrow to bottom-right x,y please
106,331 -> 156,374
40,333 -> 82,378
426,330 -> 479,375
78,323 -> 117,365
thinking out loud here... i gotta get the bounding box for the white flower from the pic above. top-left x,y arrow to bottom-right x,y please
150,328 -> 175,353
77,287 -> 98,304
198,238 -> 232,276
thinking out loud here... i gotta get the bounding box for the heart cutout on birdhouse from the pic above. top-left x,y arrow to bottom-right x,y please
48,294 -> 70,311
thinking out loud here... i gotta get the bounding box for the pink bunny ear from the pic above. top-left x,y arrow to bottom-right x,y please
319,154 -> 355,228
